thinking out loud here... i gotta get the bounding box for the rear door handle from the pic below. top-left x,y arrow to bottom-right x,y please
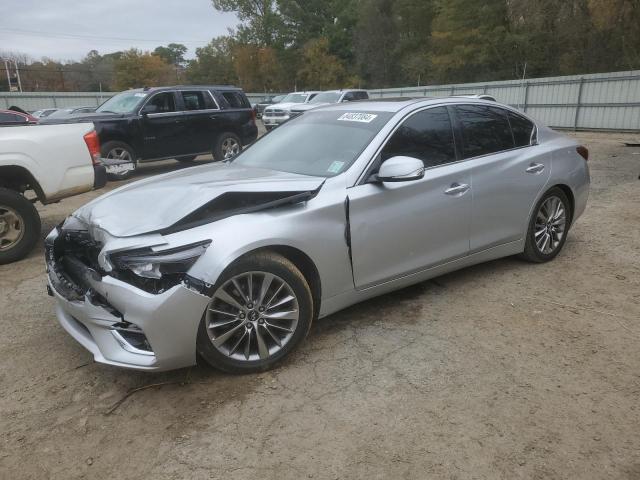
444,183 -> 470,196
526,163 -> 545,174
209,115 -> 217,119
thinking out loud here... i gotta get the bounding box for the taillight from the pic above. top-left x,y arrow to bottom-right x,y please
251,108 -> 256,123
576,145 -> 589,161
83,130 -> 101,165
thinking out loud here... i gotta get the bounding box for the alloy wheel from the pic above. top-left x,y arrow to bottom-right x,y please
0,205 -> 25,251
221,138 -> 240,159
106,147 -> 133,162
206,272 -> 300,362
534,195 -> 566,255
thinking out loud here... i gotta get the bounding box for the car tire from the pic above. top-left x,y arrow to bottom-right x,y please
520,187 -> 572,263
102,140 -> 137,180
0,188 -> 41,265
176,155 -> 197,163
212,132 -> 242,162
196,252 -> 314,374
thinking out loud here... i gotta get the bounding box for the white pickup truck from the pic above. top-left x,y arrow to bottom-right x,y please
0,123 -> 106,264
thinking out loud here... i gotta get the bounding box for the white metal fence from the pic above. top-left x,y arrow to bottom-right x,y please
2,70 -> 639,131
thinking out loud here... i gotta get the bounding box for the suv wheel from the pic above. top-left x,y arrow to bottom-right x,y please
196,252 -> 314,373
102,141 -> 137,180
213,133 -> 242,161
0,188 -> 41,264
520,187 -> 572,263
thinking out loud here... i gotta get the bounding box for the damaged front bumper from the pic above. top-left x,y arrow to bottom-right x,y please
45,227 -> 210,371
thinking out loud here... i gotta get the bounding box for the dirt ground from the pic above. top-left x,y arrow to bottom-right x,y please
1,131 -> 639,480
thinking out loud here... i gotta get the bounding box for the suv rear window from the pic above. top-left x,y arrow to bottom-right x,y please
454,105 -> 514,158
221,91 -> 249,109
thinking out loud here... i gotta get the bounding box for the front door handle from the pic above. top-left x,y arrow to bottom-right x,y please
444,183 -> 470,196
209,115 -> 217,119
526,163 -> 545,174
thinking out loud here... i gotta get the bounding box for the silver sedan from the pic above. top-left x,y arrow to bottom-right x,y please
45,98 -> 590,373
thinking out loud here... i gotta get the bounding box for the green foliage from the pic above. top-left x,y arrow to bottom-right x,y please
186,37 -> 238,85
153,44 -> 188,66
114,49 -> 173,90
6,0 -> 640,92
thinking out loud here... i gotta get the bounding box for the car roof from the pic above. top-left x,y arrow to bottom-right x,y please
315,96 -> 508,113
125,85 -> 244,94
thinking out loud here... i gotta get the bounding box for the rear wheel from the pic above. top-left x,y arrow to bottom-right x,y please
520,187 -> 571,263
0,188 -> 41,264
212,133 -> 242,161
196,252 -> 314,373
102,141 -> 137,180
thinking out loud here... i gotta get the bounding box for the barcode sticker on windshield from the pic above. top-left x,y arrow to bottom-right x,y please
338,112 -> 378,123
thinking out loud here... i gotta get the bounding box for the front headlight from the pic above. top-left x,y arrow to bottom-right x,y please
110,240 -> 211,279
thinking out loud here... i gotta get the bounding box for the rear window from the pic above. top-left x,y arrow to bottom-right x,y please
221,91 -> 250,109
454,105 -> 514,158
508,111 -> 536,147
181,91 -> 209,110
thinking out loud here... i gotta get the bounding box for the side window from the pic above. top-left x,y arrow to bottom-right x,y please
508,111 -> 536,147
181,91 -> 208,111
222,92 -> 248,109
455,105 -> 514,158
380,106 -> 457,168
356,91 -> 369,100
0,112 -> 26,123
342,92 -> 356,102
307,93 -> 318,101
143,92 -> 176,113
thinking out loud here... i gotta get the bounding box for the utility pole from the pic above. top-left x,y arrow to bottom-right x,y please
14,60 -> 22,92
3,60 -> 10,91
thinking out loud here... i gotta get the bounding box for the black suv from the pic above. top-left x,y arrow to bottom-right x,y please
42,85 -> 258,179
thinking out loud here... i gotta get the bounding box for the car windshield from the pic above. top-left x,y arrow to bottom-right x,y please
281,93 -> 308,103
272,95 -> 285,103
234,110 -> 392,177
96,91 -> 148,113
310,92 -> 341,104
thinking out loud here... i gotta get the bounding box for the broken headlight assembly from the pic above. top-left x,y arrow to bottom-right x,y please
109,240 -> 211,293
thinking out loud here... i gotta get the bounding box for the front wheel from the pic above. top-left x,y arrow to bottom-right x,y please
520,187 -> 571,263
212,133 -> 242,162
0,188 -> 41,264
196,252 -> 314,374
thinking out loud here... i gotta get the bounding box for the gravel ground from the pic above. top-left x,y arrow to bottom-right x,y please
1,130 -> 639,480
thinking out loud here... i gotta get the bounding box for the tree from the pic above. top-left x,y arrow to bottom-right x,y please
186,37 -> 238,85
297,37 -> 349,89
354,0 -> 400,87
429,0 -> 517,83
212,0 -> 286,46
153,43 -> 188,66
114,49 -> 173,90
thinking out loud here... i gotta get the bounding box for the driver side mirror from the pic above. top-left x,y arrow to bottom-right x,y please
141,104 -> 160,115
374,156 -> 425,183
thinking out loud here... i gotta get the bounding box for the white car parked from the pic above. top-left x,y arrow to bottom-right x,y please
0,123 -> 106,263
262,91 -> 320,130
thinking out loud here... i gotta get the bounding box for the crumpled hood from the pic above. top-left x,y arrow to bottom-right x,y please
74,162 -> 324,237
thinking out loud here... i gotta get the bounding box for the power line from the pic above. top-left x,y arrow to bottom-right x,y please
0,28 -> 211,44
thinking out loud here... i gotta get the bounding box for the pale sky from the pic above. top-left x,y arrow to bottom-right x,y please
0,0 -> 238,62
